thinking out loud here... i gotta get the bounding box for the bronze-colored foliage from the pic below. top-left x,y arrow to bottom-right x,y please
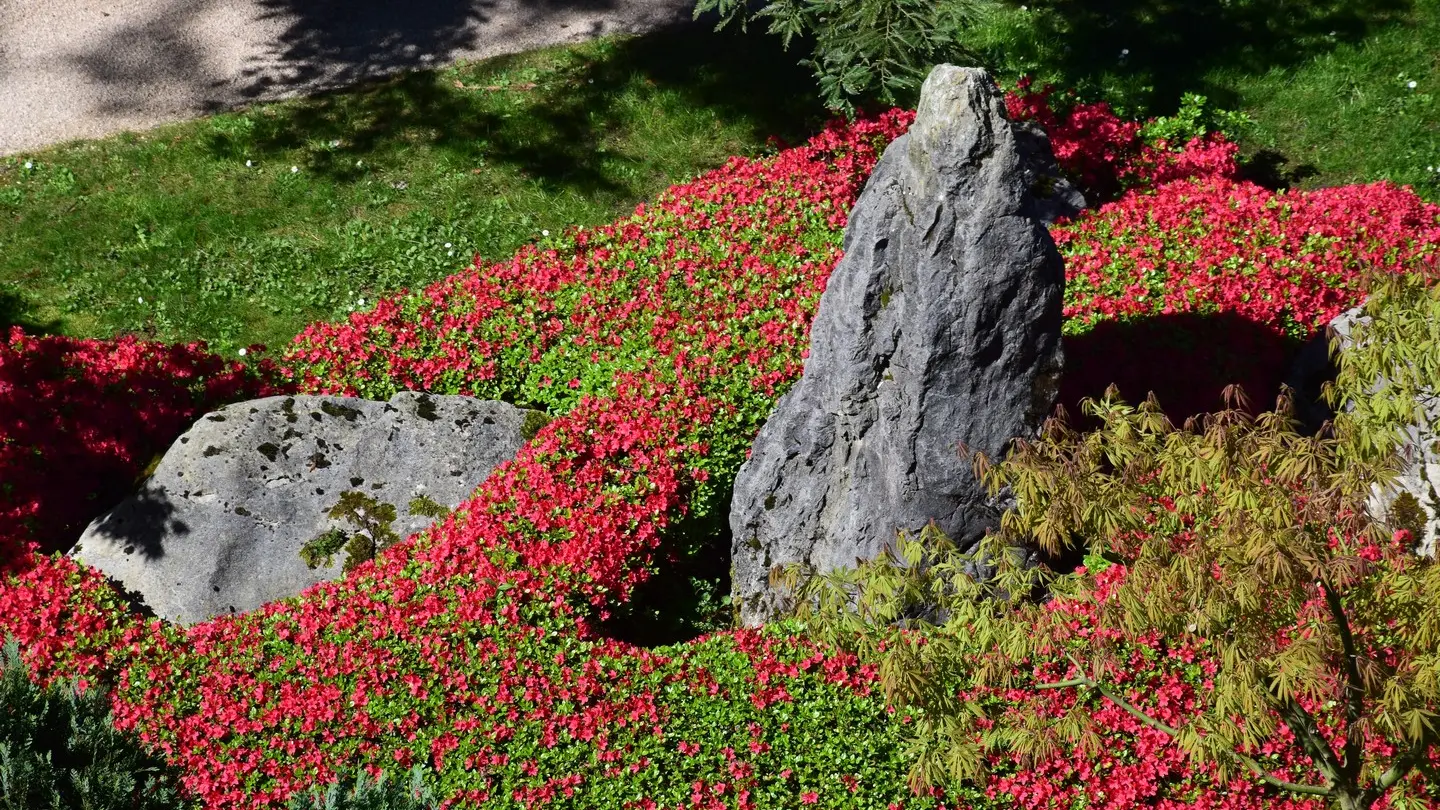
777,260 -> 1440,810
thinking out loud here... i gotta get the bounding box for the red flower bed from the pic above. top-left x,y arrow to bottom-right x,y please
1052,177 -> 1440,434
0,78 -> 1436,810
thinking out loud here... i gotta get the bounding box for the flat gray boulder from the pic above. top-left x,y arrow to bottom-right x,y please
69,391 -> 544,626
1282,302 -> 1439,558
729,65 -> 1068,627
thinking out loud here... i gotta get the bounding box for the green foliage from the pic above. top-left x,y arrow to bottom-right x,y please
777,261 -> 1440,809
693,0 -> 995,114
1319,260 -> 1440,489
1138,93 -> 1253,146
296,491 -> 403,573
0,635 -> 197,810
298,527 -> 351,570
283,764 -> 442,810
405,495 -> 452,520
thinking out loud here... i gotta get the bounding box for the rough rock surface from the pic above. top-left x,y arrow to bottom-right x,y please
69,391 -> 540,626
1282,303 -> 1440,558
729,65 -> 1069,627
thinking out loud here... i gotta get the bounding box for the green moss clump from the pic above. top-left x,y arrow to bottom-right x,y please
133,452 -> 165,488
296,491 -> 403,573
407,495 -> 452,519
298,527 -> 350,570
521,409 -> 552,441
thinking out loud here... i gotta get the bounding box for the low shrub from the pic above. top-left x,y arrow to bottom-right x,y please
0,635 -> 197,810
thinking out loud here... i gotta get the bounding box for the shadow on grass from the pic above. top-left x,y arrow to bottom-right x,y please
975,0 -> 1414,115
213,21 -> 830,201
0,289 -> 69,340
1238,148 -> 1323,191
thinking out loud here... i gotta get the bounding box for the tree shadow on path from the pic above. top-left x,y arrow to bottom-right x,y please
219,20 -> 830,205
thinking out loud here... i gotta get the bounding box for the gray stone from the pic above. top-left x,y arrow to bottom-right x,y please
68,391 -> 541,626
1011,119 -> 1087,225
1281,302 -> 1439,558
729,65 -> 1068,627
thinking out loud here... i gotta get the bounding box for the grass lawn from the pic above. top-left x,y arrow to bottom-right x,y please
0,23 -> 830,360
966,0 -> 1440,198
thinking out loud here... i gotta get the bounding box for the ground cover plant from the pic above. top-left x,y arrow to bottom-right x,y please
1,75 -> 1439,810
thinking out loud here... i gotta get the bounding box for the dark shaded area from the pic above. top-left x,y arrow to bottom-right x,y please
1238,148 -> 1323,191
217,20 -> 831,199
599,493 -> 734,648
1054,309 -> 1314,439
228,0 -> 503,105
0,287 -> 68,339
967,0 -> 1414,118
63,0 -> 224,118
93,573 -> 162,624
80,485 -> 186,564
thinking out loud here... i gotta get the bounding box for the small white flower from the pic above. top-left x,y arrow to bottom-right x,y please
444,242 -> 452,248
588,79 -> 594,84
1408,80 -> 1418,89
1120,48 -> 1130,57
541,229 -> 550,237
245,160 -> 253,167
357,298 -> 365,306
138,297 -> 144,304
238,347 -> 247,357
23,160 -> 33,169
1019,4 -> 1026,9
356,160 -> 363,167
290,165 -> 299,173
448,251 -> 455,257
330,139 -> 341,148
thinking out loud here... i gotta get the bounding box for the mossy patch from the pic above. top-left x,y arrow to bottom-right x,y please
407,495 -> 452,519
132,451 -> 164,488
297,490 -> 403,573
521,409 -> 552,441
1386,490 -> 1426,552
318,401 -> 363,422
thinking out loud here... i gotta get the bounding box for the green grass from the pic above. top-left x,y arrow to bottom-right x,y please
0,23 -> 829,359
962,0 -> 1440,199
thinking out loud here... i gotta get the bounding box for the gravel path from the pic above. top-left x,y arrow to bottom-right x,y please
0,0 -> 699,156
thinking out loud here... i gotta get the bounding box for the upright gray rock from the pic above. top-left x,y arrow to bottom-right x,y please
1282,302 -> 1440,558
69,391 -> 543,626
729,65 -> 1068,627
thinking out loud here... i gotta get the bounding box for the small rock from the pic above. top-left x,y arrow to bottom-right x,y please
69,392 -> 542,626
